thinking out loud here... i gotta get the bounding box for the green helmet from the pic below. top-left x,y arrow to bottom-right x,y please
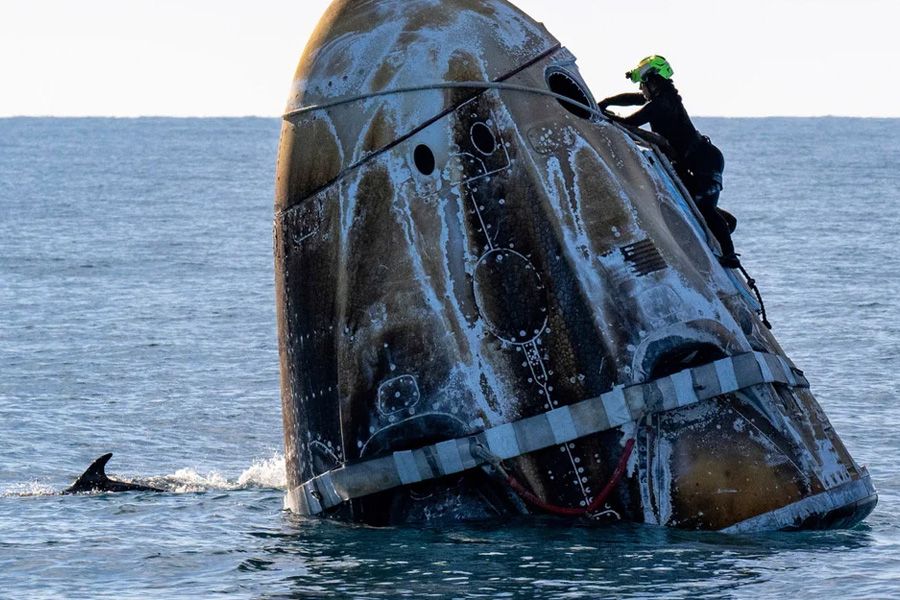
626,55 -> 674,83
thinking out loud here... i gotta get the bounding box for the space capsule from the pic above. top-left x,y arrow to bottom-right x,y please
273,0 -> 876,530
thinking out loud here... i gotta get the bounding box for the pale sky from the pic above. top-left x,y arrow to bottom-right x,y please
1,0 -> 897,117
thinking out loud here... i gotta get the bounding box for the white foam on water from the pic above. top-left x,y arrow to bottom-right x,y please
1,454 -> 288,496
158,468 -> 233,493
1,482 -> 57,497
236,452 -> 288,489
156,452 -> 288,492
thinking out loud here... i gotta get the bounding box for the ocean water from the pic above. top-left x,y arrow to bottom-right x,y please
1,116 -> 898,599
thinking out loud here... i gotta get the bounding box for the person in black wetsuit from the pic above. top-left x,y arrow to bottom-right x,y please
599,55 -> 741,268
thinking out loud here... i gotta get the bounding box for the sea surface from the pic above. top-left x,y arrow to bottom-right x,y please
1,117 -> 898,599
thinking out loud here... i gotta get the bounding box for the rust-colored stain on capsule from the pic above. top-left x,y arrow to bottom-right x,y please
277,119 -> 342,209
361,109 -> 397,154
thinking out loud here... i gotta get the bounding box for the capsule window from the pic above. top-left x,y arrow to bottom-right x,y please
547,70 -> 593,119
413,144 -> 436,175
470,122 -> 496,155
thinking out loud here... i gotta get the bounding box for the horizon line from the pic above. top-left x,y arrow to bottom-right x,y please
2,114 -> 898,120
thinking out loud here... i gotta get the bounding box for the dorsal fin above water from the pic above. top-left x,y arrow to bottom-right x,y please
64,453 -> 164,494
67,453 -> 114,492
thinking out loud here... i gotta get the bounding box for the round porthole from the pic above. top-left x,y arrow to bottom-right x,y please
547,70 -> 593,119
470,122 -> 496,155
413,144 -> 436,176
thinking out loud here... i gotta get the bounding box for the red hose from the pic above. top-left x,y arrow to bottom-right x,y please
506,438 -> 635,517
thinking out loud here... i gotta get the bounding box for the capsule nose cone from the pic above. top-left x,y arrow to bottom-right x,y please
277,0 -> 560,210
286,0 -> 558,112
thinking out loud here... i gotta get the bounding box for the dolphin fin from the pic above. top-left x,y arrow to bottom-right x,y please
64,453 -> 164,494
64,453 -> 114,493
82,453 -> 113,483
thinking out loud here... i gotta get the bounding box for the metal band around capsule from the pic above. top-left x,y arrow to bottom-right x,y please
286,351 -> 808,516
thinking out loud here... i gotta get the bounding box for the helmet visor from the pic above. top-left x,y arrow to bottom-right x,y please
628,64 -> 653,83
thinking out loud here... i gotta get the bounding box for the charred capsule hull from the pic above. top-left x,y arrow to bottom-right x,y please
274,0 -> 876,529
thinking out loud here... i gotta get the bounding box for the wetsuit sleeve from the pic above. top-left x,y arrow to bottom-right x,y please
606,101 -> 657,128
598,93 -> 646,109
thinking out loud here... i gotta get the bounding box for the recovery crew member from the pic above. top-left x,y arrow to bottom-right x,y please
599,55 -> 741,268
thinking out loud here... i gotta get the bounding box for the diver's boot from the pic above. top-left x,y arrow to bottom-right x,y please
718,208 -> 738,234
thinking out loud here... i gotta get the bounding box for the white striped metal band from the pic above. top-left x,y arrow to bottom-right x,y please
286,351 -> 808,516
